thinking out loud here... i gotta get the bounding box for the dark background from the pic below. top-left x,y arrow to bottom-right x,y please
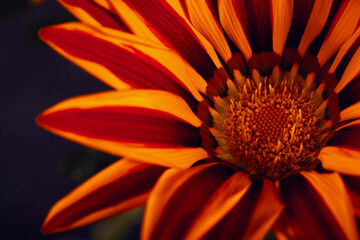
0,1 -> 134,239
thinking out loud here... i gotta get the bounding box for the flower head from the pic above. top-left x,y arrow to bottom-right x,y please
38,0 -> 360,239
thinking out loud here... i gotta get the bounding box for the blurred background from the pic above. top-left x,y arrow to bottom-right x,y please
1,1 -> 142,239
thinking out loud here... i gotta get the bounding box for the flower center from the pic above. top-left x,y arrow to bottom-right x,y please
220,79 -> 322,179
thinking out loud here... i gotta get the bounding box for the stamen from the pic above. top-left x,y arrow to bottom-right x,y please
221,80 -> 322,179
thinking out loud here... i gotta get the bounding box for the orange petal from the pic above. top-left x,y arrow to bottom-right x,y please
141,163 -> 237,240
329,27 -> 360,74
342,174 -> 360,217
219,0 -> 252,60
37,90 -> 208,168
184,172 -> 252,240
317,0 -> 360,66
334,48 -> 360,94
202,179 -> 284,240
272,0 -> 293,55
108,0 -> 164,45
185,0 -> 232,62
318,146 -> 360,176
39,23 -> 205,102
274,172 -> 357,239
297,0 -> 332,56
42,158 -> 166,234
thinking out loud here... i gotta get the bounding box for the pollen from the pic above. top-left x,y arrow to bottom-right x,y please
222,79 -> 321,179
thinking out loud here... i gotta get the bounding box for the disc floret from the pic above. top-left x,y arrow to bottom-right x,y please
220,79 -> 322,179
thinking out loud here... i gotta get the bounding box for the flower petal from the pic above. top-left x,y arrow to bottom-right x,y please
274,171 -> 357,239
316,0 -> 360,67
184,171 -> 252,240
299,1 -> 359,79
272,0 -> 293,55
42,158 -> 166,234
203,179 -> 284,240
327,120 -> 360,150
141,163 -> 237,240
185,0 -> 232,62
297,0 -> 332,57
37,90 -> 208,168
280,0 -> 324,71
220,0 -> 284,75
112,0 -> 218,80
39,23 -> 205,104
164,0 -> 225,70
318,146 -> 360,176
58,0 -> 129,31
342,174 -> 360,217
218,0 -> 252,60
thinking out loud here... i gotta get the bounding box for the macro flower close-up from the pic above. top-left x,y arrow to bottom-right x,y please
37,0 -> 360,239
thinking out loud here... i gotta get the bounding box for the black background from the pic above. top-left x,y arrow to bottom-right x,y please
1,1 -> 112,239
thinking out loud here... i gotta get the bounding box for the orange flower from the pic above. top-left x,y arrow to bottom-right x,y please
38,0 -> 360,239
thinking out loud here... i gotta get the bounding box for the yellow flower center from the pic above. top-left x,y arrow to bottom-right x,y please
214,78 -> 323,180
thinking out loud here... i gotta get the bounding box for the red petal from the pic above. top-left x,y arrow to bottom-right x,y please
37,90 -> 208,168
39,106 -> 202,148
122,0 -> 217,79
274,171 -> 357,239
142,163 -> 236,240
39,26 -> 199,109
59,0 -> 129,31
203,179 -> 284,240
327,122 -> 360,149
42,158 -> 166,234
342,174 -> 360,217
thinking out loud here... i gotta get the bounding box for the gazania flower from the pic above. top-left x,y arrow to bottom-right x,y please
38,0 -> 360,239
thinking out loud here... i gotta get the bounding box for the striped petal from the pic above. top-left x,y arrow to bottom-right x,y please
274,171 -> 357,240
42,158 -> 166,234
142,163 -> 240,240
281,0 -> 331,71
184,171 -> 252,240
316,1 -> 360,67
219,0 -> 252,60
299,1 -> 360,79
220,0 -> 288,76
39,23 -> 205,105
37,90 -> 208,168
203,179 -> 284,240
342,174 -> 360,217
185,0 -> 232,62
111,0 -> 218,80
58,0 -> 129,31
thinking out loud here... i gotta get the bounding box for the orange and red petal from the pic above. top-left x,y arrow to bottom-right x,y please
184,171 -> 252,240
39,24 -> 202,109
42,158 -> 166,234
37,90 -> 208,168
119,0 -> 218,80
185,0 -> 232,62
220,0 -> 282,75
291,1 -> 359,80
58,0 -> 129,31
274,171 -> 357,239
142,163 -> 245,240
202,179 -> 284,240
342,174 -> 360,217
